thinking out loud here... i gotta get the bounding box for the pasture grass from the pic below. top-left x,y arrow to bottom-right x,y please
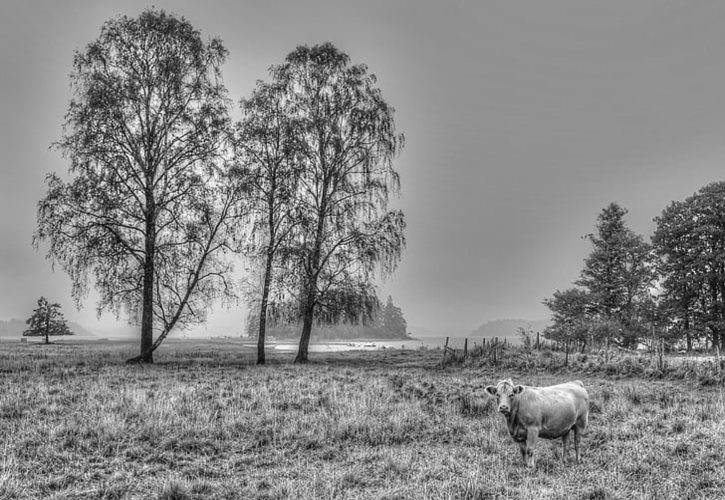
0,339 -> 723,499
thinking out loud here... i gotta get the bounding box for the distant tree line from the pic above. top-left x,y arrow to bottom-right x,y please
545,185 -> 725,353
245,295 -> 408,340
34,9 -> 405,364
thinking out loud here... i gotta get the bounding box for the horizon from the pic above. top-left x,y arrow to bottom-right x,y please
0,316 -> 549,340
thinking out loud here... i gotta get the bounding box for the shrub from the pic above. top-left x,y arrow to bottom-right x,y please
157,480 -> 191,500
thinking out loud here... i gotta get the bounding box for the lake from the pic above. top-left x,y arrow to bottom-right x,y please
268,335 -> 518,352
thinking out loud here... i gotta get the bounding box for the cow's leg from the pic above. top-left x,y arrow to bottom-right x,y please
573,425 -> 581,463
525,427 -> 539,468
518,441 -> 528,464
573,409 -> 588,464
561,431 -> 570,463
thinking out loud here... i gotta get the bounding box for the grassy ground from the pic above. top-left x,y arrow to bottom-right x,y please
0,340 -> 723,499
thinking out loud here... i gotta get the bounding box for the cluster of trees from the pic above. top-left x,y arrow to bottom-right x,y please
545,186 -> 725,353
245,295 -> 408,340
34,9 -> 405,364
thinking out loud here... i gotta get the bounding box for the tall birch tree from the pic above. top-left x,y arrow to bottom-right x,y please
235,81 -> 300,364
35,9 -> 240,362
272,43 -> 406,362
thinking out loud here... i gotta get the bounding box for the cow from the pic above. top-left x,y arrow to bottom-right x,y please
484,379 -> 589,468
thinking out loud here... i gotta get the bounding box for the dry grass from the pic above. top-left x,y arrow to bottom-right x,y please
0,339 -> 723,499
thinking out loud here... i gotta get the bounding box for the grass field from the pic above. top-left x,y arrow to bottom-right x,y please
0,340 -> 723,499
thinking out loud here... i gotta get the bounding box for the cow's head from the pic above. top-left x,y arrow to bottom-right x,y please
484,378 -> 523,415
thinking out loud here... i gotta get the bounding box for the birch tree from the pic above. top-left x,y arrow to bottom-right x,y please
272,43 -> 406,362
35,9 -> 241,362
235,81 -> 301,364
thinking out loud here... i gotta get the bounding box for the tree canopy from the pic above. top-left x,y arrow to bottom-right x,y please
653,181 -> 725,351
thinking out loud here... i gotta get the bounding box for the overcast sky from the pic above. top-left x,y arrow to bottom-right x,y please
3,1 -> 725,336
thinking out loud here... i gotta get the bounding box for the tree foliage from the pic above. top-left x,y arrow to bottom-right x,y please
35,9 -> 241,362
380,295 -> 407,338
23,297 -> 73,344
543,288 -> 592,347
653,181 -> 725,350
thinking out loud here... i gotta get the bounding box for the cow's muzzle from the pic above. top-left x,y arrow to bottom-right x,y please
498,405 -> 510,415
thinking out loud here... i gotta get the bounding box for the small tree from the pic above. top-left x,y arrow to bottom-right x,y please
380,295 -> 407,337
23,297 -> 74,344
577,203 -> 653,347
543,288 -> 592,350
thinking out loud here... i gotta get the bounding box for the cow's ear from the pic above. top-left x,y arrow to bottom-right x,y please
513,385 -> 524,395
484,385 -> 497,396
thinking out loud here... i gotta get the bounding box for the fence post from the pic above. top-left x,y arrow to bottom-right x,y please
716,344 -> 721,376
464,338 -> 468,359
536,332 -> 540,351
443,336 -> 449,360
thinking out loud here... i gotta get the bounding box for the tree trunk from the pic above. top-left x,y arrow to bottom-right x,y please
295,195 -> 325,364
685,316 -> 692,352
713,330 -> 720,353
44,310 -> 49,345
136,198 -> 156,364
295,290 -> 316,363
257,251 -> 275,365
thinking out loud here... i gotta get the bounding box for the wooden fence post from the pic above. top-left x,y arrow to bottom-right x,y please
716,343 -> 721,376
536,332 -> 540,351
464,338 -> 468,359
443,336 -> 449,360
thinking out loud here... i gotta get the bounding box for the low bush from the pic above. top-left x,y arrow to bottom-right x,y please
452,344 -> 724,385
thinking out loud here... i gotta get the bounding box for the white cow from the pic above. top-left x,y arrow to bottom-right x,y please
484,378 -> 589,468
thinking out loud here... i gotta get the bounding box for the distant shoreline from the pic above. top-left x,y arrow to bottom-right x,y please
2,334 -> 522,352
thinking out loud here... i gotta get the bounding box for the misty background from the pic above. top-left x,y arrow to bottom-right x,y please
2,1 -> 725,338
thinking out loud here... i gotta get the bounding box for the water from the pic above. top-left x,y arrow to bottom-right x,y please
269,336 -> 511,352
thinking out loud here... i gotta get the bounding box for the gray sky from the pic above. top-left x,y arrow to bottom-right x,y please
2,1 -> 725,336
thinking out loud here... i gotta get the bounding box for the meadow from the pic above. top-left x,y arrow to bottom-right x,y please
0,340 -> 723,499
